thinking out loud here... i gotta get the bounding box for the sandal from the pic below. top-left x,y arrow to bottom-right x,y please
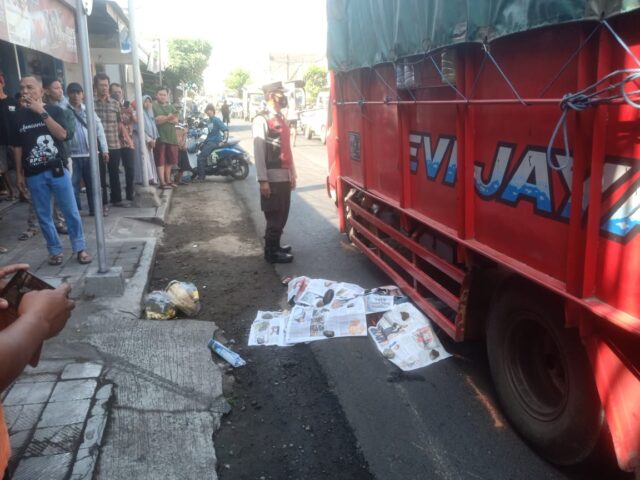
48,254 -> 64,266
77,251 -> 93,265
19,229 -> 37,241
0,246 -> 8,254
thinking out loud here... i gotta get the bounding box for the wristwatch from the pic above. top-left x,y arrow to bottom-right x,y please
40,111 -> 49,120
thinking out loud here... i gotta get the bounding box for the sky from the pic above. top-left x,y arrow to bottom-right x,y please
121,0 -> 328,93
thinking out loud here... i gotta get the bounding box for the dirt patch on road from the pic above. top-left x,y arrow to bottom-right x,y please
150,179 -> 372,480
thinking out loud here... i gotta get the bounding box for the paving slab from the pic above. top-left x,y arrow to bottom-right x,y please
38,399 -> 92,428
12,452 -> 74,480
3,382 -> 55,406
61,362 -> 103,380
25,423 -> 84,456
49,379 -> 97,402
4,404 -> 45,433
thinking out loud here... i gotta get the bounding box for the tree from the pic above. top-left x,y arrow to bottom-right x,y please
224,68 -> 251,97
303,65 -> 328,106
163,39 -> 212,94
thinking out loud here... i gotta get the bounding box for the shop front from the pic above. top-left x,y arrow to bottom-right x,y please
0,0 -> 76,94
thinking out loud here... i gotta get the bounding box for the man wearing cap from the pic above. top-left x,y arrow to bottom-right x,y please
252,81 -> 297,264
66,82 -> 109,216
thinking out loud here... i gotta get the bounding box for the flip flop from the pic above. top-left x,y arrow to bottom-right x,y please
48,254 -> 64,266
19,230 -> 37,241
77,251 -> 93,265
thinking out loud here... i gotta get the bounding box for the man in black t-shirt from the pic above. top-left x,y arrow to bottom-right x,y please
0,70 -> 18,254
11,76 -> 92,265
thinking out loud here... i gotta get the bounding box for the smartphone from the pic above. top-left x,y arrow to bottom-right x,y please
1,270 -> 53,325
0,270 -> 54,367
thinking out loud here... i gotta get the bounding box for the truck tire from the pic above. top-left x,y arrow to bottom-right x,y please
305,126 -> 313,140
486,287 -> 604,466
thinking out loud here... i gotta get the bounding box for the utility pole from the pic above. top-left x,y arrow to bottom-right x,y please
129,0 -> 160,206
75,0 -> 108,273
158,38 -> 163,86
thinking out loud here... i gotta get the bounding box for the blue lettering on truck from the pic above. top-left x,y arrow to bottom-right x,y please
408,131 -> 640,242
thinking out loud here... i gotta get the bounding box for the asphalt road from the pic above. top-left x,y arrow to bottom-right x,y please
228,120 -> 619,480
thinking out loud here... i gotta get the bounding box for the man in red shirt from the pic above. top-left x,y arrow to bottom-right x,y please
252,82 -> 297,263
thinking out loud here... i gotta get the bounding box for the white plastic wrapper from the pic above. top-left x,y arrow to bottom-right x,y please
165,280 -> 201,317
144,291 -> 177,320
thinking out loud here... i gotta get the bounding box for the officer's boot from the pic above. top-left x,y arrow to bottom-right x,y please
264,237 -> 293,264
277,238 -> 292,254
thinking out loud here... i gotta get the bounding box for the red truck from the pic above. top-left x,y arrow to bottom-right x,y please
326,1 -> 640,474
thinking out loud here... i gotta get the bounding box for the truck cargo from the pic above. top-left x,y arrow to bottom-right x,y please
326,0 -> 640,473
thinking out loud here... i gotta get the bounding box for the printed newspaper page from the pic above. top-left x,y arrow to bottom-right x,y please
248,311 -> 289,347
285,297 -> 368,344
369,303 -> 450,371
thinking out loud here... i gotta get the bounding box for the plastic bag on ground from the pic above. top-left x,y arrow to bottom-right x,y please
144,291 -> 177,320
165,280 -> 201,316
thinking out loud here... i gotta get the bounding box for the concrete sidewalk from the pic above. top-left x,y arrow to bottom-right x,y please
1,186 -> 226,480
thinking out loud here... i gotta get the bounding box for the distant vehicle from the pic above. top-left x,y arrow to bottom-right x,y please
242,86 -> 264,121
299,88 -> 330,144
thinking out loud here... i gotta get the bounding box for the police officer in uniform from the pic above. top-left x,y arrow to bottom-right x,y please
252,82 -> 296,264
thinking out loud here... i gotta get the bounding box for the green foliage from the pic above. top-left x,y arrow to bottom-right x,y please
163,39 -> 212,93
224,68 -> 251,97
303,65 -> 328,106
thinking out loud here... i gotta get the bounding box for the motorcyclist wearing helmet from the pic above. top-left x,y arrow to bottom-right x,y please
193,104 -> 228,182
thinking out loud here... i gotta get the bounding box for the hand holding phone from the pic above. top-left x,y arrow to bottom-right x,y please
0,270 -> 69,367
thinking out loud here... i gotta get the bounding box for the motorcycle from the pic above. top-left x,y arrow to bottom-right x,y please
195,130 -> 250,180
186,115 -> 207,153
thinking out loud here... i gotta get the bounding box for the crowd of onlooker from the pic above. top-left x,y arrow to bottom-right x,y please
0,70 -> 194,263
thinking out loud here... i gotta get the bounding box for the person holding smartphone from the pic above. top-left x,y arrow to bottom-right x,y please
0,262 -> 75,477
11,75 -> 93,266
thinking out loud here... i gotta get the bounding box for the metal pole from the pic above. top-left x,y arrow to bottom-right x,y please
13,44 -> 21,77
128,0 -> 149,187
158,38 -> 163,86
76,0 -> 108,273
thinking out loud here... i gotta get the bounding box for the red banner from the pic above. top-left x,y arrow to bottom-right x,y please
0,0 -> 77,63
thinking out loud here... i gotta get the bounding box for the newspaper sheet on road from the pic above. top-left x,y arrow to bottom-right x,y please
248,311 -> 289,347
285,296 -> 368,344
256,277 -> 450,373
369,303 -> 450,371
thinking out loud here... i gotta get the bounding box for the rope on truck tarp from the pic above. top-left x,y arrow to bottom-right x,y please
538,23 -> 602,98
482,44 -> 527,106
546,20 -> 640,171
370,66 -> 400,103
602,20 -> 640,67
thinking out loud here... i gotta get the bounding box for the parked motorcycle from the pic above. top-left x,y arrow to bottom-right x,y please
186,115 -> 207,153
195,130 -> 250,180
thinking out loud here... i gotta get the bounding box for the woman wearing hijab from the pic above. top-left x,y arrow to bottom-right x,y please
133,95 -> 159,185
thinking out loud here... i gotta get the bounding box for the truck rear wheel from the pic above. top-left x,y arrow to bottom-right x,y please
486,287 -> 604,466
305,126 -> 313,140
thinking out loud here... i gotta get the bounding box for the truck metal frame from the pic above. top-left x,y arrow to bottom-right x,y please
328,12 -> 640,474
